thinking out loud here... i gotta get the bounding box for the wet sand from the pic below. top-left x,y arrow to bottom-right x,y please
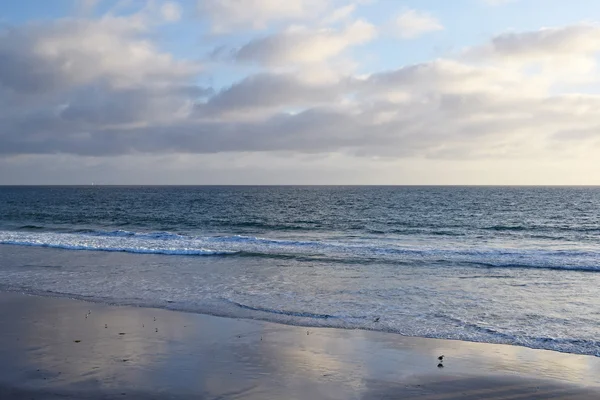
0,292 -> 599,399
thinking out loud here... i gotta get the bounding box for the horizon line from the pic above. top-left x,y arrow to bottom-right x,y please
2,184 -> 600,187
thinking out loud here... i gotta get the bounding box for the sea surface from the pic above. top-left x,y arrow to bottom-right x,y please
1,186 -> 600,357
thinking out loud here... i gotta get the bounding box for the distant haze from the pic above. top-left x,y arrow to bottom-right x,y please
1,0 -> 599,185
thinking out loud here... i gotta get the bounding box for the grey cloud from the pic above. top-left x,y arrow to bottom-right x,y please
60,84 -> 212,126
553,127 -> 600,141
198,73 -> 344,115
235,34 -> 296,65
466,24 -> 600,60
2,17 -> 600,165
0,18 -> 197,95
3,69 -> 600,160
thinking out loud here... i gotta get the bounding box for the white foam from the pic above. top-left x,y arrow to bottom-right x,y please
0,231 -> 235,256
2,229 -> 600,271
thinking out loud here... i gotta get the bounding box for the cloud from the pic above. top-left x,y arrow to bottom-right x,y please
76,0 -> 102,15
0,17 -> 198,94
322,4 -> 356,25
197,0 -> 331,32
2,14 -> 600,185
468,24 -> 600,61
392,9 -> 443,39
464,24 -> 600,83
0,14 -> 206,155
198,73 -> 344,117
233,20 -> 376,66
60,83 -> 211,126
4,2 -> 600,184
160,1 -> 182,22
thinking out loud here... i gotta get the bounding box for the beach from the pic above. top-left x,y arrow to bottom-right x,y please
0,292 -> 599,399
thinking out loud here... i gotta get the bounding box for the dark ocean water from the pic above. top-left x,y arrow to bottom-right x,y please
1,186 -> 600,356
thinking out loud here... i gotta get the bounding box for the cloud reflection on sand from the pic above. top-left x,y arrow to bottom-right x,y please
1,292 -> 599,399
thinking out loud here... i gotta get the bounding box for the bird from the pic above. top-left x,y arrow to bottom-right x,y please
374,317 -> 380,322
104,324 -> 107,329
437,363 -> 444,368
438,355 -> 444,361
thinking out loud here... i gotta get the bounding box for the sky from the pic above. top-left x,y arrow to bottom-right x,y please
1,0 -> 600,185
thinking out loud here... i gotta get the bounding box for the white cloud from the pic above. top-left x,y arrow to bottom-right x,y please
234,20 -> 377,66
321,4 -> 356,25
464,24 -> 600,84
468,24 -> 600,61
3,10 -> 600,184
197,0 -> 330,32
392,9 -> 443,39
160,1 -> 182,22
0,16 -> 198,93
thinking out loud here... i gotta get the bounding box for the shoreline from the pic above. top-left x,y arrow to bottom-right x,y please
1,291 -> 599,399
3,285 -> 599,360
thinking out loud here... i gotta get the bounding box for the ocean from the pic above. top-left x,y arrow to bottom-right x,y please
1,186 -> 599,357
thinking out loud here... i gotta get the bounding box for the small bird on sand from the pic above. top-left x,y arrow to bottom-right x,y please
105,324 -> 107,328
438,355 -> 444,361
437,363 -> 444,368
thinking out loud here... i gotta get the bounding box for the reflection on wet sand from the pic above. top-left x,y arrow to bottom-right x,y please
0,292 -> 599,399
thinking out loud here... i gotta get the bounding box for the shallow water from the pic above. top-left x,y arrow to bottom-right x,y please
1,186 -> 600,356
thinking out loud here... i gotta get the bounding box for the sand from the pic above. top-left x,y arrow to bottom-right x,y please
0,291 -> 599,399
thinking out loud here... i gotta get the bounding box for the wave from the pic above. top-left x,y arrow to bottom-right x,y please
0,230 -> 236,256
2,229 -> 600,272
483,225 -> 528,231
216,220 -> 317,231
434,313 -> 600,357
85,229 -> 183,240
467,261 -> 600,273
17,225 -> 46,230
226,300 -> 338,319
483,224 -> 600,234
3,286 -> 598,358
0,240 -> 235,256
